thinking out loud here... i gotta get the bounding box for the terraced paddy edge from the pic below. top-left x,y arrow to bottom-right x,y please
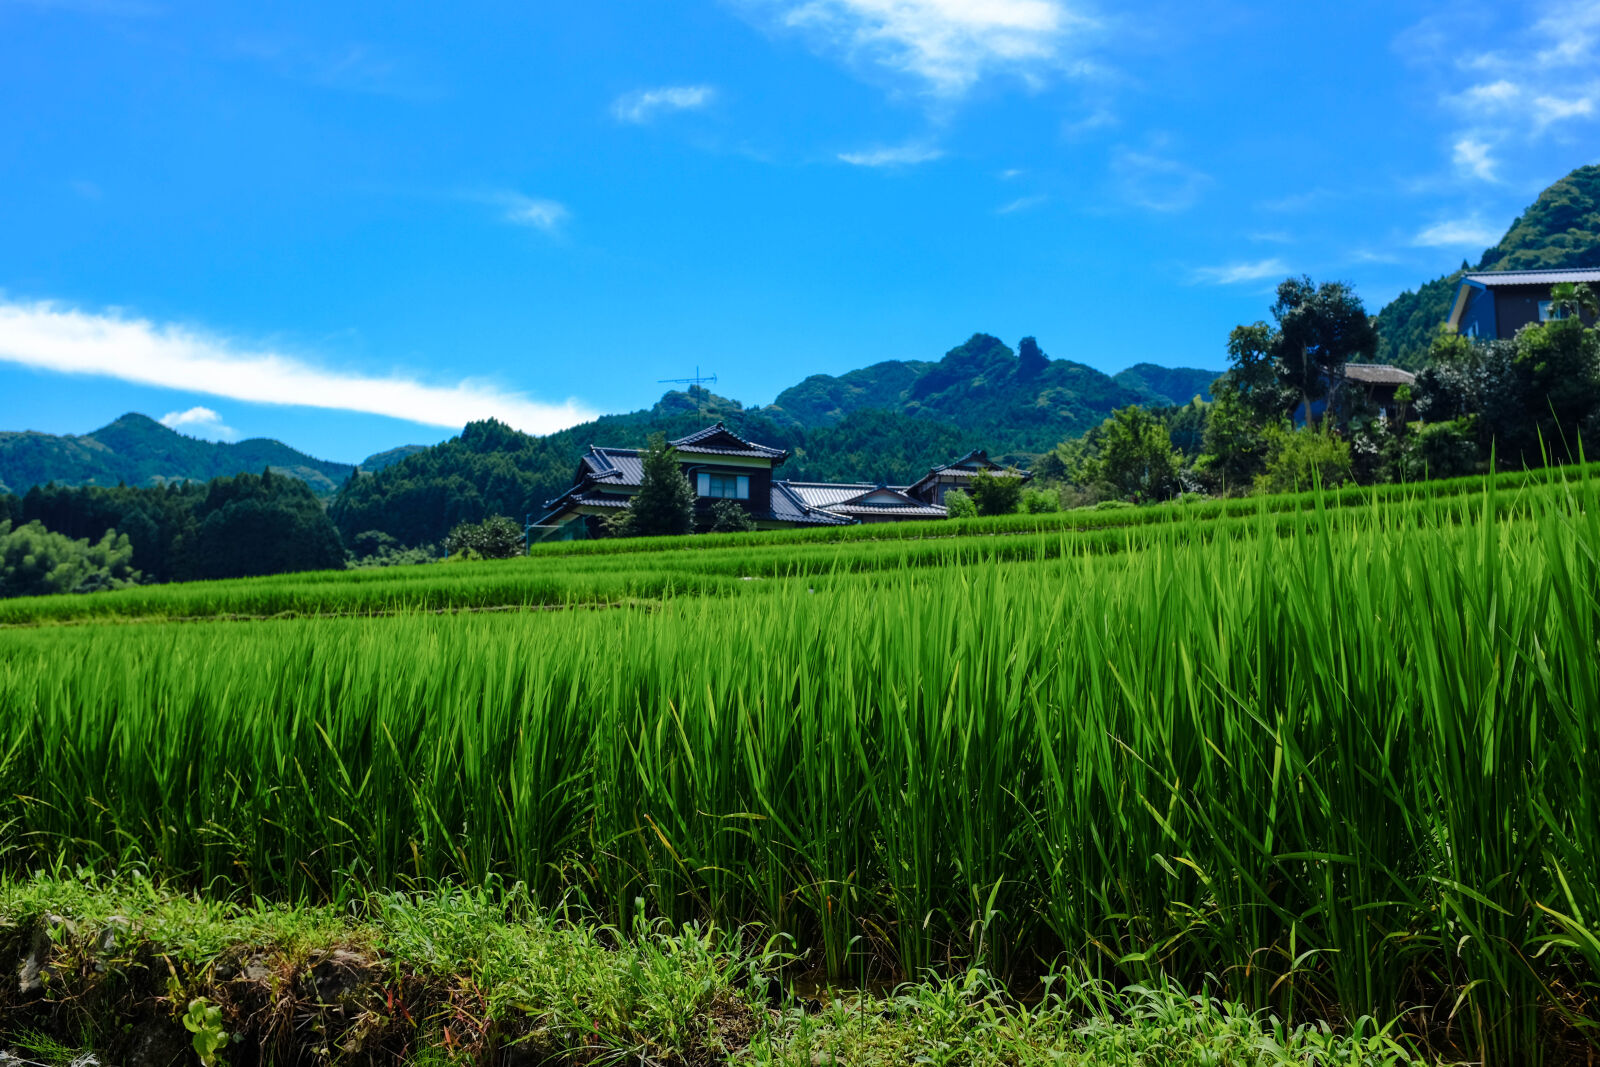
0,465 -> 1590,627
3,480 -> 1598,1063
0,875 -> 1427,1067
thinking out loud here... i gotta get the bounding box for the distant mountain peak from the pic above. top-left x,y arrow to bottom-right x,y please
0,414 -> 356,499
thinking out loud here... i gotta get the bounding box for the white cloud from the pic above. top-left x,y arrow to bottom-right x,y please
1532,93 -> 1596,127
160,406 -> 237,441
1412,217 -> 1502,249
0,300 -> 595,434
1110,147 -> 1210,213
757,0 -> 1089,97
612,85 -> 716,123
997,194 -> 1047,214
498,194 -> 570,233
1190,258 -> 1289,286
1407,2 -> 1600,183
1457,80 -> 1520,108
838,142 -> 944,166
1452,137 -> 1498,182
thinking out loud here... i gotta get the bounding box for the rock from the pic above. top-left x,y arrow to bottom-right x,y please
18,926 -> 50,997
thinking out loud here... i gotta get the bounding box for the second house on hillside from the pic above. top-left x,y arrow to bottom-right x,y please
536,423 -> 1025,539
1447,267 -> 1600,339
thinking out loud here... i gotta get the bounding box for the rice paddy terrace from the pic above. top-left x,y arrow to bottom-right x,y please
2,466 -> 1598,1065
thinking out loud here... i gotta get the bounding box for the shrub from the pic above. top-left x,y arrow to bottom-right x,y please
0,520 -> 140,598
444,516 -> 525,560
1253,427 -> 1353,494
944,489 -> 978,518
1020,487 -> 1060,513
705,499 -> 757,533
968,469 -> 1025,516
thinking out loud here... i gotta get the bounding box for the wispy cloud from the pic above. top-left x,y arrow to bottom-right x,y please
1403,1 -> 1600,184
1190,258 -> 1289,286
997,194 -> 1047,214
1412,216 -> 1502,249
232,38 -> 434,98
0,300 -> 595,434
489,192 -> 571,233
1452,137 -> 1498,182
751,0 -> 1092,97
838,142 -> 944,167
1062,106 -> 1116,138
1110,146 -> 1210,213
160,406 -> 237,442
612,85 -> 716,123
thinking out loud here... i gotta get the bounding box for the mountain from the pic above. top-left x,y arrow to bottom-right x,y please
359,445 -> 429,472
1112,364 -> 1220,406
766,334 -> 1217,454
329,337 -> 1222,547
0,413 -> 356,498
1377,164 -> 1600,368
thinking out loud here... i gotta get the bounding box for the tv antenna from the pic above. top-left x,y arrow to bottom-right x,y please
659,367 -> 718,416
659,367 -> 718,389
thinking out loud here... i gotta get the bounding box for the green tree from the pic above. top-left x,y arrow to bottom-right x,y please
1253,427 -> 1353,494
1082,406 -> 1183,502
1020,487 -> 1060,513
968,468 -> 1026,515
614,434 -> 695,537
944,489 -> 977,518
0,520 -> 139,598
1547,281 -> 1599,321
444,515 -> 525,559
705,498 -> 757,533
1271,276 -> 1379,427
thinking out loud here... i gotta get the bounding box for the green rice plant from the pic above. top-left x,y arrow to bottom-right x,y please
0,473 -> 1596,1062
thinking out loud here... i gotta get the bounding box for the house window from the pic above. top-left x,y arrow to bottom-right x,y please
696,472 -> 749,499
1539,300 -> 1567,322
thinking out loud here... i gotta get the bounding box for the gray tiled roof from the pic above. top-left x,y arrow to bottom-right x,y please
829,502 -> 948,518
1462,268 -> 1600,287
1342,363 -> 1416,385
784,481 -> 898,507
670,423 -> 787,459
769,483 -> 855,525
583,448 -> 646,485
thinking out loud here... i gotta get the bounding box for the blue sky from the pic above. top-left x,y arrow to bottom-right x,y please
1,0 -> 1597,463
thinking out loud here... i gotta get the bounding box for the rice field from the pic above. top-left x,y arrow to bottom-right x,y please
1,470 -> 1598,1063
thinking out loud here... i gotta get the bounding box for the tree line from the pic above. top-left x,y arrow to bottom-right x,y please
1028,276 -> 1600,506
0,470 -> 346,598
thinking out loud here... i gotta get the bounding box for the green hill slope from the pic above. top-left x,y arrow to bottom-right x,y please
330,336 -> 1222,547
0,413 -> 356,498
1377,164 -> 1600,368
769,334 -> 1212,452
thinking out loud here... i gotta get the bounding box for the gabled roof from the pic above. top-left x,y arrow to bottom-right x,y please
768,482 -> 856,525
1341,363 -> 1416,386
1460,268 -> 1600,287
669,423 -> 787,459
907,449 -> 1031,496
1448,268 -> 1600,329
782,481 -> 946,518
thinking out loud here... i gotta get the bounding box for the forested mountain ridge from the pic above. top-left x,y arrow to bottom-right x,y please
1376,164 -> 1600,368
329,335 -> 1224,547
766,334 -> 1218,451
0,413 -> 360,498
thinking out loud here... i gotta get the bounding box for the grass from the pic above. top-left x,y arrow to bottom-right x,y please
0,464 -> 1585,628
0,871 -> 1427,1066
1,469 -> 1598,1062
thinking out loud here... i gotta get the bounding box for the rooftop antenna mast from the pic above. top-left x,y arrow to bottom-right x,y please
659,366 -> 718,417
